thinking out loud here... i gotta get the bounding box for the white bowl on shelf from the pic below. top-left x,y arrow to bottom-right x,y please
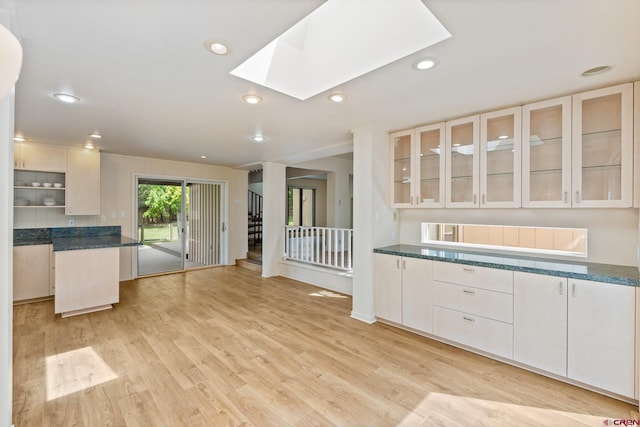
31,182 -> 40,187
53,183 -> 63,188
42,182 -> 52,187
42,197 -> 56,206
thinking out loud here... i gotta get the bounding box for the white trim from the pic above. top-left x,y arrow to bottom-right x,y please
350,311 -> 377,324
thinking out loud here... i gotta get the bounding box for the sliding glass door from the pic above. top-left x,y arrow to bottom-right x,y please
136,177 -> 226,276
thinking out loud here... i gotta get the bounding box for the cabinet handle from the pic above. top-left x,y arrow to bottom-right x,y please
558,282 -> 563,295
402,259 -> 406,270
463,267 -> 475,273
410,196 -> 413,205
473,194 -> 477,204
563,191 -> 568,203
463,289 -> 475,295
482,194 -> 485,205
396,259 -> 400,269
463,316 -> 475,323
575,191 -> 580,203
572,283 -> 576,297
14,159 -> 17,168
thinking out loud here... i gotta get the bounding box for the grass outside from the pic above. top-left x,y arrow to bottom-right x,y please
139,223 -> 179,245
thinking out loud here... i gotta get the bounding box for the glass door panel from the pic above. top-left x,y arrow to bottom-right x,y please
418,124 -> 444,207
481,107 -> 520,207
391,131 -> 413,206
137,179 -> 184,276
446,116 -> 479,206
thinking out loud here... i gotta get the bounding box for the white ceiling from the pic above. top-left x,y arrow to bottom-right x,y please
11,0 -> 640,169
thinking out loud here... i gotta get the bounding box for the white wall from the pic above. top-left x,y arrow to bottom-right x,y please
398,208 -> 639,266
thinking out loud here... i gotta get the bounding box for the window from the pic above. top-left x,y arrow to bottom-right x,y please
288,187 -> 315,226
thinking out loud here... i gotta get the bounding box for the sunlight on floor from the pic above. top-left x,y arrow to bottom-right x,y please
46,346 -> 118,401
309,290 -> 348,298
399,392 -> 613,426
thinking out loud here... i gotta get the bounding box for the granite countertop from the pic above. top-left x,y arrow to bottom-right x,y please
374,244 -> 640,286
14,226 -> 141,251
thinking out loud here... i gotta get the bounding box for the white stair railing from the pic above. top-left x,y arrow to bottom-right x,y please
284,226 -> 353,272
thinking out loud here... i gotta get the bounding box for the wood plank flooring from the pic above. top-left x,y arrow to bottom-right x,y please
13,266 -> 638,426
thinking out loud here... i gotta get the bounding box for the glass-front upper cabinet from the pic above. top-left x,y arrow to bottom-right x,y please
416,123 -> 445,208
522,96 -> 572,208
390,129 -> 414,207
389,124 -> 445,208
572,83 -> 633,207
446,115 -> 479,207
480,107 -> 522,208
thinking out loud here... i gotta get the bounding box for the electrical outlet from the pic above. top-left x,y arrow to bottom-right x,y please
68,219 -> 75,226
110,211 -> 116,218
101,215 -> 106,222
120,211 -> 125,218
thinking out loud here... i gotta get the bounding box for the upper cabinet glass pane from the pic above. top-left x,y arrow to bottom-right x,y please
449,122 -> 475,203
484,114 -> 515,203
580,93 -> 622,202
392,133 -> 412,204
528,104 -> 564,202
419,128 -> 441,204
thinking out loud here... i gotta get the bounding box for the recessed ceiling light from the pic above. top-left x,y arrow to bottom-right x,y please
413,57 -> 438,71
13,135 -> 26,142
453,143 -> 461,147
252,135 -> 265,143
88,131 -> 102,139
581,65 -> 612,77
328,93 -> 346,103
53,93 -> 81,103
200,155 -> 207,159
498,135 -> 509,139
83,142 -> 95,149
204,40 -> 228,55
242,94 -> 262,104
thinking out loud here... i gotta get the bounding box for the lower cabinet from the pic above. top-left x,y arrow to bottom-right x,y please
374,254 -> 637,401
13,244 -> 53,301
513,271 -> 635,398
373,253 -> 433,333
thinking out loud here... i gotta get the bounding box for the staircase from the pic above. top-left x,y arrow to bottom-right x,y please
238,190 -> 263,273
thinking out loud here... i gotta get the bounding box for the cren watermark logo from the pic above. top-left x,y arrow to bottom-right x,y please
603,419 -> 640,426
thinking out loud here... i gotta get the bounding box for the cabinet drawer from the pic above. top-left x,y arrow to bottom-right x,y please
433,281 -> 513,323
432,261 -> 513,293
433,306 -> 513,359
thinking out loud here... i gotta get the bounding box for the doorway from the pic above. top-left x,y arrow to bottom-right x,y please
288,187 -> 315,226
136,177 -> 225,276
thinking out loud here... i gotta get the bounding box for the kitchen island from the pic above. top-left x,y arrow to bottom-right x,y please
14,226 -> 140,317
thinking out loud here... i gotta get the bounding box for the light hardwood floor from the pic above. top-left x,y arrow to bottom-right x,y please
13,266 -> 637,426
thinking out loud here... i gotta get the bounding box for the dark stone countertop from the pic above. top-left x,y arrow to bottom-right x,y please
13,226 -> 141,251
374,244 -> 640,286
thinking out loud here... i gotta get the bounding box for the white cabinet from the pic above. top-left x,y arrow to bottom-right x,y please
514,272 -> 568,375
634,81 -> 640,208
13,244 -> 52,301
567,278 -> 635,398
66,148 -> 100,215
479,107 -> 522,208
572,83 -> 633,207
522,96 -> 572,208
432,261 -> 513,358
374,253 -> 433,333
14,142 -> 67,172
389,124 -> 445,208
445,115 -> 480,207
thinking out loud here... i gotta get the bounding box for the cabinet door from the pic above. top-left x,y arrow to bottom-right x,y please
513,272 -> 567,375
13,245 -> 51,301
522,96 -> 572,208
15,143 -> 67,172
389,130 -> 415,207
568,278 -> 635,398
572,83 -> 633,207
373,253 -> 402,323
634,82 -> 640,208
446,115 -> 479,207
402,257 -> 432,333
415,124 -> 445,208
480,107 -> 522,208
66,148 -> 100,215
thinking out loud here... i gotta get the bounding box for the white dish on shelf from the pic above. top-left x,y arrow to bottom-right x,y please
31,182 -> 40,187
53,183 -> 63,188
43,201 -> 56,206
42,182 -> 52,187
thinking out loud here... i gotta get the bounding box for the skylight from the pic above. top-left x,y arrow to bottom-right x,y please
230,0 -> 451,100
